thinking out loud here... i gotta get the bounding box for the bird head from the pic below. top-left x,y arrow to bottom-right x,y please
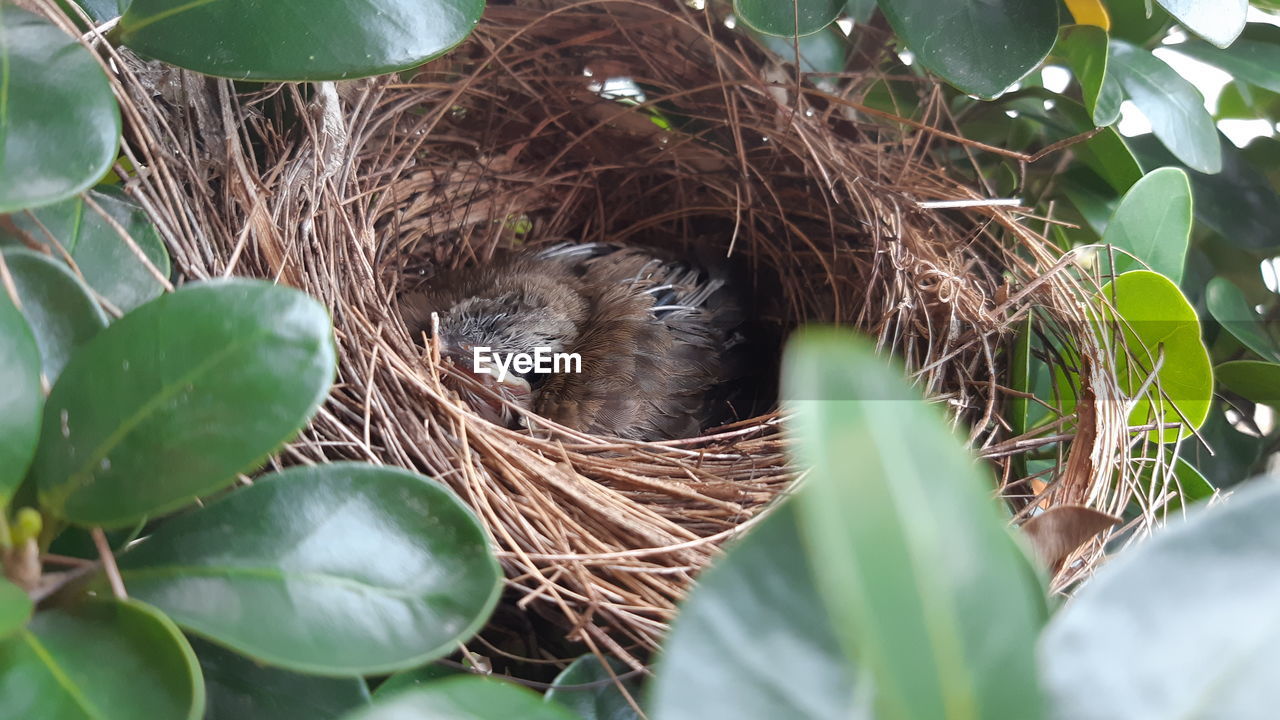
432,290 -> 582,425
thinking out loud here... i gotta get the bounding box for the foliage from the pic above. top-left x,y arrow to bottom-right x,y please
4,0 -> 1280,718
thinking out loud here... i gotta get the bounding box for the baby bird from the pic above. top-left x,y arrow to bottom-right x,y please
400,243 -> 743,441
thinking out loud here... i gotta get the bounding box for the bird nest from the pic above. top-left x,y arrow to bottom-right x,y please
64,0 -> 1146,664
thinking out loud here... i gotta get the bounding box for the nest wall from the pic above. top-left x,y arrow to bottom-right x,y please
47,0 -> 1144,662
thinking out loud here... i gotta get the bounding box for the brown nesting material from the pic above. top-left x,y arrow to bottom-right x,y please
62,0 -> 1144,664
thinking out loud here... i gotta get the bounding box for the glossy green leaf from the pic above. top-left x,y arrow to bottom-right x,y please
0,7 -> 121,213
783,329 -> 1046,720
0,284 -> 42,503
69,0 -> 127,23
1216,360 -> 1280,407
1172,456 -> 1215,504
1109,0 -> 1173,45
1216,80 -> 1280,119
193,636 -> 371,720
1,248 -> 108,382
1040,476 -> 1280,719
0,579 -> 32,639
1205,277 -> 1280,361
343,676 -> 578,720
1075,129 -> 1144,193
1108,40 -> 1221,174
878,0 -> 1058,98
31,279 -> 335,527
1174,25 -> 1280,93
1101,271 -> 1213,442
0,598 -> 203,720
1155,0 -> 1247,48
114,0 -> 483,82
547,655 -> 642,720
115,463 -> 502,676
1100,168 -> 1192,283
754,25 -> 846,77
9,190 -> 170,312
1130,134 -> 1280,251
1055,25 -> 1120,126
651,503 -> 861,720
734,0 -> 842,37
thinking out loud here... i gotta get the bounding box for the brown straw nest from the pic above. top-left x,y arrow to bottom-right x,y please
43,0 -> 1160,665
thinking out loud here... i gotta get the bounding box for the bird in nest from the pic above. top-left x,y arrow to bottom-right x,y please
400,243 -> 746,441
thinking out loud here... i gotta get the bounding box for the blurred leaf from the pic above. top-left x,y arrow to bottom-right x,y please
754,25 -> 846,77
1,247 -> 108,382
342,676 -> 579,720
1108,40 -> 1221,173
0,598 -> 203,719
878,0 -> 1059,98
1217,360 -> 1280,407
1130,134 -> 1280,251
1064,0 -> 1110,28
1216,81 -> 1280,119
69,0 -> 126,23
374,664 -> 462,699
116,463 -> 502,676
547,655 -> 642,720
1189,403 -> 1264,488
1174,24 -> 1280,93
1154,0 -> 1247,48
1102,271 -> 1214,442
846,0 -> 877,24
0,579 -> 32,639
0,7 -> 121,213
1040,476 -> 1280,719
1205,276 -> 1280,361
0,283 -> 42,504
650,503 -> 861,720
1056,26 -> 1121,126
9,189 -> 171,312
32,279 -> 335,528
193,636 -> 371,720
114,0 -> 483,81
1108,1 -> 1173,46
783,329 -> 1046,720
1100,167 -> 1192,282
734,0 -> 842,36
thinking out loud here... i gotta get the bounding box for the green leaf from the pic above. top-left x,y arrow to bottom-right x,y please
0,598 -> 203,720
374,664 -> 462,699
1,247 -> 109,383
1100,167 -> 1192,283
1154,0 -> 1247,48
0,579 -> 32,639
9,190 -> 171,312
69,0 -> 127,23
1130,134 -> 1280,251
1074,129 -> 1145,193
1100,271 -> 1214,442
1205,277 -> 1280,361
1109,0 -> 1173,45
783,329 -> 1046,720
1217,360 -> 1280,407
1108,40 -> 1222,174
1174,25 -> 1280,93
193,636 -> 371,720
846,0 -> 877,24
1055,25 -> 1121,126
343,676 -> 579,720
115,463 -> 502,676
650,503 -> 860,720
733,0 -> 842,37
546,655 -> 642,720
0,6 -> 121,213
32,279 -> 336,527
1040,476 -> 1280,719
878,0 -> 1058,98
0,283 -> 42,504
753,25 -> 847,77
114,0 -> 483,82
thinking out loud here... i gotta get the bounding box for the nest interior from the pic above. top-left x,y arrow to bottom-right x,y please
61,0 -> 1144,663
